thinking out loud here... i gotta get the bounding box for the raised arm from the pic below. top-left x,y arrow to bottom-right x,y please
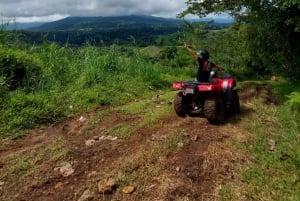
184,42 -> 198,60
215,64 -> 224,71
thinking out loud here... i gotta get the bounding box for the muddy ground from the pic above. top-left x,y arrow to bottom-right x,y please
0,85 -> 274,201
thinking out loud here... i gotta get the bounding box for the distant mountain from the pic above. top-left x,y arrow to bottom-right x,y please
3,22 -> 44,30
29,15 -> 233,32
29,15 -> 183,32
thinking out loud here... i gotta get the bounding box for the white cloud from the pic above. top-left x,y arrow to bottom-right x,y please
0,0 -> 188,23
15,14 -> 69,23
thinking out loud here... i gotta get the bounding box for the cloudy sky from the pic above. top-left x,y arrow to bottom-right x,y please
0,0 -> 190,23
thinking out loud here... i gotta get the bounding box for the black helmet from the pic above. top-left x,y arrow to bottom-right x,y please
197,50 -> 209,60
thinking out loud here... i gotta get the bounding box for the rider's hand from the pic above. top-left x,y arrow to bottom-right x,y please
217,65 -> 224,71
184,42 -> 192,49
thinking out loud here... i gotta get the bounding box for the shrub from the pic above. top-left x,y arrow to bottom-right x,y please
0,75 -> 8,99
286,92 -> 300,112
0,45 -> 43,91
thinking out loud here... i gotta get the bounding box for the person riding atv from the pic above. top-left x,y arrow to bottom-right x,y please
172,43 -> 240,123
184,42 -> 224,82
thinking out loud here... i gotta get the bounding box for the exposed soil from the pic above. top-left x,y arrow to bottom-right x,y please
238,82 -> 278,105
0,83 -> 275,201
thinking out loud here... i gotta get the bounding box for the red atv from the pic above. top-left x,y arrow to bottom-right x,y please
172,72 -> 240,124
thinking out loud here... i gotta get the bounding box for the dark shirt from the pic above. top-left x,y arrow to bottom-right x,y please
196,57 -> 215,82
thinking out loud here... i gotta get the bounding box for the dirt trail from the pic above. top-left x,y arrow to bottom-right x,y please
0,87 -> 267,201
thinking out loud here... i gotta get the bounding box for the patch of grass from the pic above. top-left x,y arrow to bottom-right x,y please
44,136 -> 68,161
156,134 -> 189,157
225,84 -> 300,201
218,185 -> 233,201
142,104 -> 173,127
115,148 -> 164,189
0,138 -> 12,152
270,79 -> 300,103
116,91 -> 175,131
3,154 -> 34,179
11,156 -> 32,174
116,100 -> 153,115
114,153 -> 151,188
285,92 -> 300,111
116,168 -> 141,187
84,109 -> 111,131
216,80 -> 300,201
2,136 -> 68,180
139,91 -> 175,127
104,124 -> 134,138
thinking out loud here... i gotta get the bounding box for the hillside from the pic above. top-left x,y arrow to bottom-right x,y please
5,22 -> 44,30
29,15 -> 183,32
19,15 -> 232,46
0,86 -> 260,201
1,82 -> 298,201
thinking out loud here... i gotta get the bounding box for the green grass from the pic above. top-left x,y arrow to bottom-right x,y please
116,90 -> 175,127
116,99 -> 153,115
157,133 -> 189,157
242,105 -> 299,200
2,153 -> 34,180
104,123 -> 135,139
219,80 -> 300,201
44,136 -> 69,161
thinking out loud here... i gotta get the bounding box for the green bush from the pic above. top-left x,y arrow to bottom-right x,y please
286,92 -> 300,112
0,45 -> 43,91
0,90 -> 65,137
226,66 -> 259,81
0,75 -> 8,96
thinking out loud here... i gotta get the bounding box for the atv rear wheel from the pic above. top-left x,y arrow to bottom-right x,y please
233,90 -> 240,114
173,92 -> 190,117
204,96 -> 225,124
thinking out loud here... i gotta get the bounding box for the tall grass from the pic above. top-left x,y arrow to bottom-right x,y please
0,42 -> 192,138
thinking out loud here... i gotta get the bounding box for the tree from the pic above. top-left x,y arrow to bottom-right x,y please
159,46 -> 178,60
180,0 -> 300,79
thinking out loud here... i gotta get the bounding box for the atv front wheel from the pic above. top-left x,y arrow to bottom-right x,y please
173,92 -> 189,117
204,96 -> 225,124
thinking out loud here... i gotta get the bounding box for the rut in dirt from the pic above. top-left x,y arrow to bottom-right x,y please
0,115 -> 247,201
